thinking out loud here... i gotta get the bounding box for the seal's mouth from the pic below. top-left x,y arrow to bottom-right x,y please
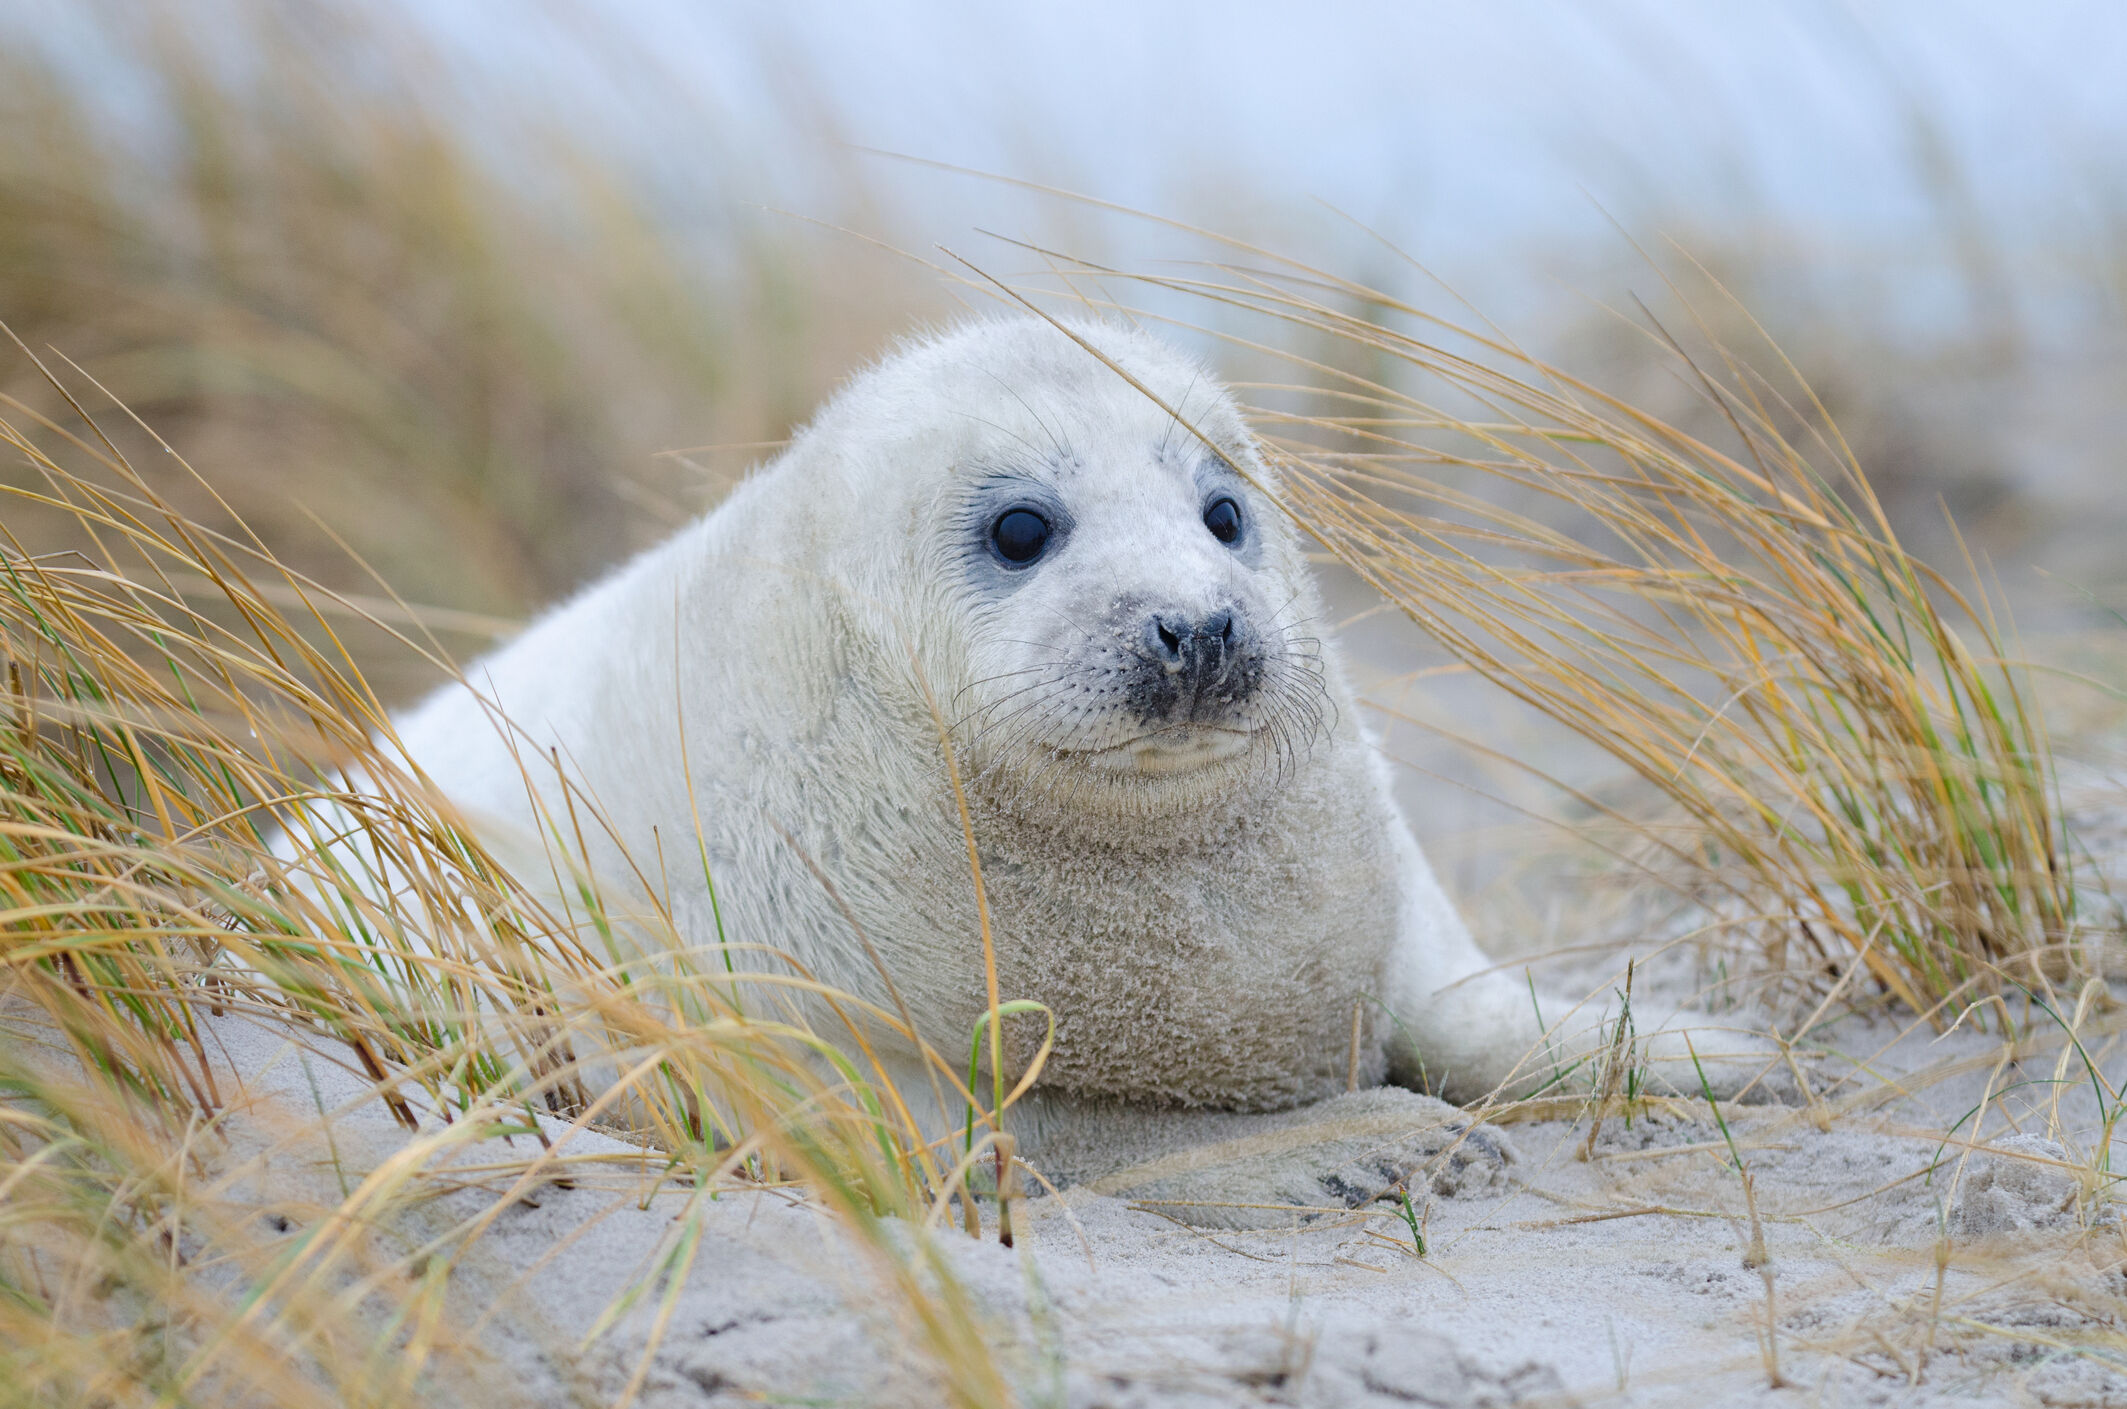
1072,726 -> 1252,777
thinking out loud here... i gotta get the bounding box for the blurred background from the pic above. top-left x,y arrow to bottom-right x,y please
3,0 -> 2123,909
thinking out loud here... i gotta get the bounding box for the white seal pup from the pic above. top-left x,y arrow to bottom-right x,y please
390,317 -> 1778,1225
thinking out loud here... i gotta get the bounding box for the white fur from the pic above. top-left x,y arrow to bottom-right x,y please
389,318 -> 1772,1193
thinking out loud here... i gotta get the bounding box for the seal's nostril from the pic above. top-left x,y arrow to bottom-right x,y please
1210,612 -> 1234,646
1156,622 -> 1182,658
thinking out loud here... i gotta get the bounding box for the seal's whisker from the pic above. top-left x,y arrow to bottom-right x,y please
1264,583 -> 1309,630
965,680 -> 1099,766
975,368 -> 1074,465
978,710 -> 1063,767
959,701 -> 1057,766
949,670 -> 1072,735
959,659 -> 1072,704
1025,602 -> 1100,647
948,680 -> 1062,729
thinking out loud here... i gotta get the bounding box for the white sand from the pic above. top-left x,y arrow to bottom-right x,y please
200,985 -> 2124,1408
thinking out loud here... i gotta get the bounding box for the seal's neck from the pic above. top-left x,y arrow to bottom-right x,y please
965,752 -> 1298,857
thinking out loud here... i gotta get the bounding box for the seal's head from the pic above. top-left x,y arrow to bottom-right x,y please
793,317 -> 1331,826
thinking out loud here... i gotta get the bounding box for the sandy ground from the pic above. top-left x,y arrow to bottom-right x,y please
163,738 -> 2127,1407
200,968 -> 2127,1409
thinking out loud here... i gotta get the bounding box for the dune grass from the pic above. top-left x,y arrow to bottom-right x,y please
974,232 -> 2094,1026
0,14 -> 1032,1403
0,352 -> 1035,1405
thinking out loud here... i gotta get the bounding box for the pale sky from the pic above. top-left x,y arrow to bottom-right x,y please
363,0 -> 2127,327
21,0 -> 2127,321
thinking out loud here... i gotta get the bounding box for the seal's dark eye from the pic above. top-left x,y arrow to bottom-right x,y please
1203,496 -> 1242,545
991,508 -> 1052,565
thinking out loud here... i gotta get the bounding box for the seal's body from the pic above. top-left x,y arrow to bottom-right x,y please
396,319 -> 1762,1219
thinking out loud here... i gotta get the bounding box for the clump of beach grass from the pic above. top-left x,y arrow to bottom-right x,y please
976,230 -> 2092,1026
0,350 -> 1030,1405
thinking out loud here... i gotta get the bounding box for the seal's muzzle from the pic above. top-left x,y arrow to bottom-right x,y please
1127,604 -> 1264,727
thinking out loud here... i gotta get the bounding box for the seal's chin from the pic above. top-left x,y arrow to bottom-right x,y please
1076,727 -> 1253,777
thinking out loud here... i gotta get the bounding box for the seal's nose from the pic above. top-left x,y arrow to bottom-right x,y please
1127,606 -> 1258,724
1146,610 -> 1235,678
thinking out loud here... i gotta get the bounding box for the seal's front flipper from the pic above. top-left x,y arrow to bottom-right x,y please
1076,1088 -> 1514,1231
